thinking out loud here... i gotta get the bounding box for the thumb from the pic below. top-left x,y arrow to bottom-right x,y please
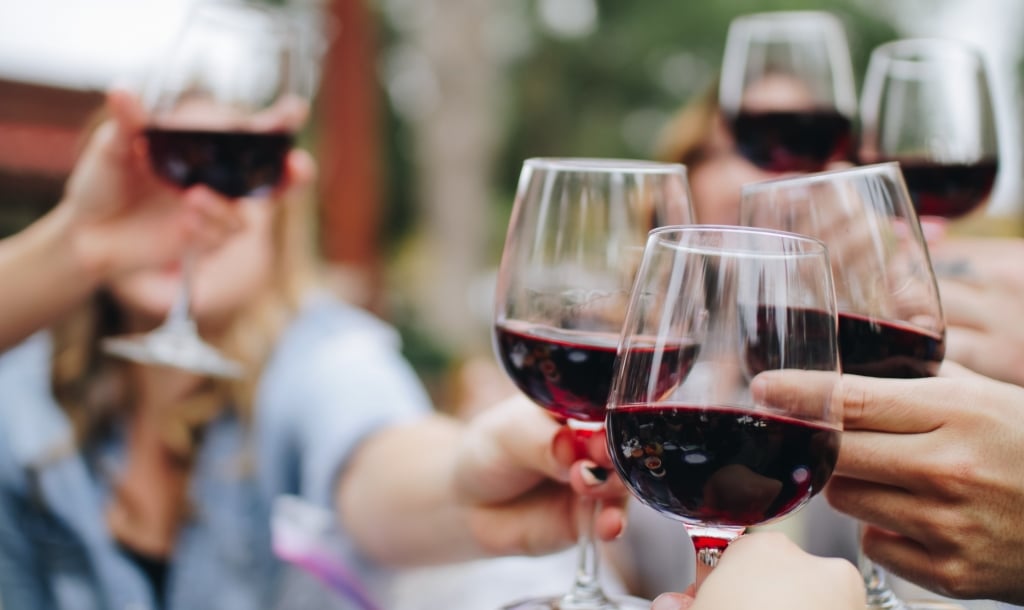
651,592 -> 695,610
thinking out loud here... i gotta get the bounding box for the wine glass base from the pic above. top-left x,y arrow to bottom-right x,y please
103,331 -> 243,379
500,593 -> 651,610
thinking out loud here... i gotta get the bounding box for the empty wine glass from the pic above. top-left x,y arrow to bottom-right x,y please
606,225 -> 842,590
492,158 -> 694,609
719,11 -> 857,173
103,1 -> 313,378
741,163 -> 960,610
860,38 -> 999,221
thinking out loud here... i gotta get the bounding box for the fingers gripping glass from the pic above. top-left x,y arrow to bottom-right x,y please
741,164 -> 958,610
719,11 -> 857,173
492,158 -> 695,610
103,1 -> 312,378
606,225 -> 843,591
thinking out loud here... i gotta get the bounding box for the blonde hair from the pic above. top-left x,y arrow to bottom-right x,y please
653,80 -> 721,167
49,164 -> 323,463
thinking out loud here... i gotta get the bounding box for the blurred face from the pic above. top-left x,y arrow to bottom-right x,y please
688,113 -> 777,226
107,200 -> 275,333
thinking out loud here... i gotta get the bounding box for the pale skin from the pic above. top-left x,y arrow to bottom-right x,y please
930,236 -> 1024,387
752,366 -> 1024,604
648,532 -> 864,610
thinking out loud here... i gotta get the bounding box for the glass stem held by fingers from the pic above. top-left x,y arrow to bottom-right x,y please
103,249 -> 243,378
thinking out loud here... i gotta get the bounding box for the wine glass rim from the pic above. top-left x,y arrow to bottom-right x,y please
731,9 -> 844,28
740,161 -> 902,193
648,224 -> 828,258
523,157 -> 688,175
870,37 -> 984,63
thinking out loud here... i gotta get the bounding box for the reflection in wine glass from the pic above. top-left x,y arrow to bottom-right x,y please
741,163 -> 962,610
719,11 -> 856,173
860,38 -> 999,221
607,225 -> 842,591
493,158 -> 695,610
103,2 -> 316,378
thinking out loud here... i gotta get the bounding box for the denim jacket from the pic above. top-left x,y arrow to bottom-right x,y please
0,298 -> 432,610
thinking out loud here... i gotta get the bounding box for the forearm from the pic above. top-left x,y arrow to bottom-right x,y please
336,414 -> 480,567
0,203 -> 103,350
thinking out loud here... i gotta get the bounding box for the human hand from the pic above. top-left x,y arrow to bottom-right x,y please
931,237 -> 1024,386
754,366 -> 1024,603
649,532 -> 862,610
58,89 -> 313,282
453,395 -> 629,557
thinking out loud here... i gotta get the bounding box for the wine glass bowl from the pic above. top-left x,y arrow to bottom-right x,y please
102,1 -> 313,378
492,158 -> 695,609
719,11 -> 857,173
606,225 -> 842,588
859,38 -> 999,220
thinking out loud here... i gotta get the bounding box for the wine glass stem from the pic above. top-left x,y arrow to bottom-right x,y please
859,523 -> 906,609
163,249 -> 198,334
560,495 -> 610,607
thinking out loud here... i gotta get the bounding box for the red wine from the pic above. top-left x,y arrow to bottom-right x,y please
145,128 -> 294,198
607,404 -> 840,526
838,312 -> 944,378
730,110 -> 852,173
895,159 -> 998,219
744,305 -> 838,377
494,323 -> 699,423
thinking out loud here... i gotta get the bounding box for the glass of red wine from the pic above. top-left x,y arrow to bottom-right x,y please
740,163 -> 957,610
719,11 -> 857,173
493,158 -> 695,610
606,225 -> 842,590
860,38 -> 999,222
102,1 -> 311,378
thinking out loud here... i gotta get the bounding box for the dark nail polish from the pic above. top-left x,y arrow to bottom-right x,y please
585,465 -> 609,483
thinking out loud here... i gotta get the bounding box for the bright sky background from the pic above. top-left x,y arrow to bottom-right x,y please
0,0 -> 198,91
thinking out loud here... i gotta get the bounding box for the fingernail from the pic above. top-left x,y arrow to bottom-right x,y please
651,593 -> 679,610
581,464 -> 608,486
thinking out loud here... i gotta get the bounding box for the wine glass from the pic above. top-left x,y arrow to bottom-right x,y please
103,1 -> 312,378
492,158 -> 695,610
859,38 -> 999,221
741,163 -> 959,610
606,225 -> 842,590
719,11 -> 857,173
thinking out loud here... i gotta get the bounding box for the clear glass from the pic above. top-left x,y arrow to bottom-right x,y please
860,38 -> 999,220
606,225 -> 842,591
102,1 -> 315,378
492,158 -> 695,609
741,163 -> 958,610
719,11 -> 857,172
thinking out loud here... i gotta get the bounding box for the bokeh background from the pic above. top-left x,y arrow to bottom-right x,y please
1,0 -> 1022,409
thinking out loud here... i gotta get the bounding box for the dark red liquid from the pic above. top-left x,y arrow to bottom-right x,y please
895,159 -> 998,219
145,128 -> 294,198
838,312 -> 944,378
744,305 -> 838,377
494,323 -> 699,423
607,404 -> 840,526
730,110 -> 852,173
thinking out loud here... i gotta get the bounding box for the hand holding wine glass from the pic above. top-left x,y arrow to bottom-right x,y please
719,11 -> 856,173
492,158 -> 694,610
102,1 -> 316,378
859,38 -> 999,222
606,225 -> 843,591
